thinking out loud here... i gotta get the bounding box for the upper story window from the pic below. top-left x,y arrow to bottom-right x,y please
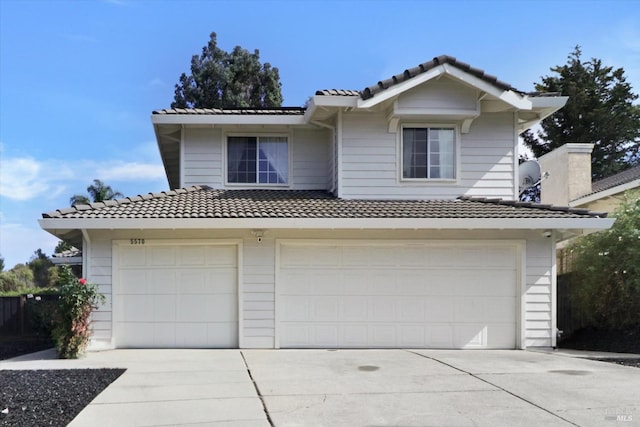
227,136 -> 288,184
402,127 -> 456,179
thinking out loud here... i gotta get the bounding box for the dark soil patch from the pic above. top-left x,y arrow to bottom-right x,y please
558,326 -> 640,368
0,337 -> 54,361
559,326 -> 640,353
0,369 -> 124,427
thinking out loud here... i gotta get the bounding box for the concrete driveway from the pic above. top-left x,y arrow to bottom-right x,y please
2,349 -> 639,426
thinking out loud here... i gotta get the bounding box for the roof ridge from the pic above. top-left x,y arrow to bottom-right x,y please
457,196 -> 607,218
361,55 -> 522,101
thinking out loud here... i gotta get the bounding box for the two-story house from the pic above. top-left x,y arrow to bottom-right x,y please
39,55 -> 614,351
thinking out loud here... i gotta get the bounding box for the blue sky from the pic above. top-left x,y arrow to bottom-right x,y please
1,0 -> 639,269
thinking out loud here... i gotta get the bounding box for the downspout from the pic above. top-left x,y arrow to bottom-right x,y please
337,109 -> 344,198
81,229 -> 91,279
513,110 -> 519,201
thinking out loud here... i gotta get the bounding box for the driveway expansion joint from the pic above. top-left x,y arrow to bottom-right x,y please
405,350 -> 581,427
241,350 -> 275,427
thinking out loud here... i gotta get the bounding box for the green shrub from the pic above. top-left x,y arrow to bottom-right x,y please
569,190 -> 640,329
52,266 -> 105,359
25,295 -> 59,337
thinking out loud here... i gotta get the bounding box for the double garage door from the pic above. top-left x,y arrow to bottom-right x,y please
113,241 -> 518,349
278,242 -> 518,349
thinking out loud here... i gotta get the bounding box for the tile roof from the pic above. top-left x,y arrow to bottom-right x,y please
43,187 -> 606,220
589,165 -> 640,195
360,55 -> 520,100
153,107 -> 305,115
314,89 -> 361,97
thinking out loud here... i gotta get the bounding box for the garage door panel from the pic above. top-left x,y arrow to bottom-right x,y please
147,246 -> 177,266
369,325 -> 396,346
341,297 -> 368,321
119,246 -> 146,266
398,298 -> 425,321
342,325 -> 368,346
428,325 -> 454,347
455,325 -> 487,348
487,324 -> 516,348
370,298 -> 396,321
282,296 -> 310,321
486,298 -> 516,322
153,295 -> 176,321
399,325 -> 426,346
424,298 -> 454,322
454,298 -> 485,322
369,272 -> 398,295
118,295 -> 151,322
119,270 -> 149,294
313,297 -> 340,321
149,270 -> 177,294
116,244 -> 238,348
279,242 -> 517,349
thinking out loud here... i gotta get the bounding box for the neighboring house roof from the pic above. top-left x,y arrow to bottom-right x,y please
590,165 -> 640,195
42,186 -> 606,220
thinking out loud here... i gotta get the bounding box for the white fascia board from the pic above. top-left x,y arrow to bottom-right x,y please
151,114 -> 306,126
39,216 -> 614,231
570,179 -> 640,207
303,95 -> 358,123
443,65 -> 532,110
529,96 -> 568,111
356,66 -> 446,109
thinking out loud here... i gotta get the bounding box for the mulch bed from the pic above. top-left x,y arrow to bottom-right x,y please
558,326 -> 640,368
0,369 -> 125,427
1,338 -> 125,426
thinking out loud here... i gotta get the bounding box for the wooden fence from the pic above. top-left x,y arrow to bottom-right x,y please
0,294 -> 59,337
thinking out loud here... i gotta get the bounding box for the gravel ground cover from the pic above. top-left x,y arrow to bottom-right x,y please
0,369 -> 125,427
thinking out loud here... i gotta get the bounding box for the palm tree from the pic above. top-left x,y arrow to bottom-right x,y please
70,179 -> 124,206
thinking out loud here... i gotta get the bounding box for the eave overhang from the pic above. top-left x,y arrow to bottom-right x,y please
151,114 -> 306,126
517,96 -> 568,132
39,216 -> 614,232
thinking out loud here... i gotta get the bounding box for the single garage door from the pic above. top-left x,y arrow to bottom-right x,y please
114,243 -> 238,348
278,242 -> 518,349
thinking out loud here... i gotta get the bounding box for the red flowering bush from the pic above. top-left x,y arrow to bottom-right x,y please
52,266 -> 105,358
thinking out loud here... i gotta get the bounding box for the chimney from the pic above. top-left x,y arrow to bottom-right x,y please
538,143 -> 594,206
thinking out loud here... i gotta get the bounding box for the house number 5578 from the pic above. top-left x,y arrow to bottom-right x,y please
130,238 -> 145,245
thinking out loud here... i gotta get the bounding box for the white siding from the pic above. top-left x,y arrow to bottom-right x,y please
524,238 -> 554,347
340,112 -> 516,200
291,128 -> 330,190
241,238 -> 275,348
182,128 -> 224,188
181,127 -> 329,190
86,229 -> 554,350
396,78 -> 478,112
88,238 -> 113,345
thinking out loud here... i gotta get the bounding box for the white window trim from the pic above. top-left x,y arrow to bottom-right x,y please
223,132 -> 292,188
398,123 -> 460,185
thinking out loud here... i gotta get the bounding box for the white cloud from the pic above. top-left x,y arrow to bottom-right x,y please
0,151 -> 164,202
0,221 -> 60,269
96,161 -> 165,181
0,157 -> 43,200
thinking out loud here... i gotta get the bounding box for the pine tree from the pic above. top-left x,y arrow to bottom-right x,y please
523,46 -> 640,179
